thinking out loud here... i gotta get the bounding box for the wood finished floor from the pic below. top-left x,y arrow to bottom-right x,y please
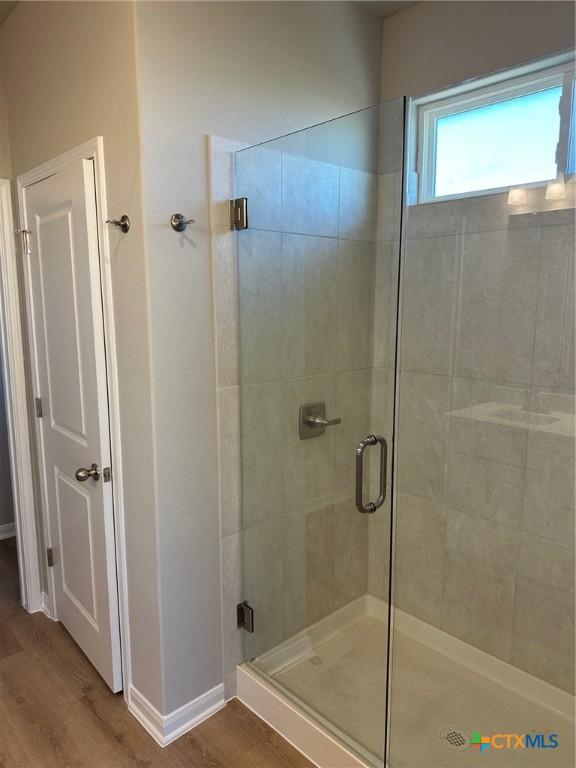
0,539 -> 313,768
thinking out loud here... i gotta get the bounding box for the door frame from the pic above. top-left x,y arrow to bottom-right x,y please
1,137 -> 131,694
0,178 -> 42,611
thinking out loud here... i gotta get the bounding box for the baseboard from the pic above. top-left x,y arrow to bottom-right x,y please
0,521 -> 15,540
237,664 -> 367,768
41,591 -> 55,619
128,683 -> 225,747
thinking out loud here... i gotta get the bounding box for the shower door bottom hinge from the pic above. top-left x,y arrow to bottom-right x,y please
230,197 -> 248,230
237,601 -> 254,633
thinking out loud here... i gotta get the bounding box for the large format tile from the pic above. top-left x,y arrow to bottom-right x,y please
334,369 -> 371,493
393,493 -> 445,627
282,154 -> 339,237
445,507 -> 519,582
370,366 -> 394,440
218,387 -> 241,536
454,228 -> 541,384
235,145 -> 282,231
237,229 -> 283,384
213,230 -> 239,387
397,372 -> 450,503
339,168 -> 378,242
282,500 -> 335,637
441,558 -> 515,661
333,492 -> 369,608
449,377 -> 528,467
400,235 -> 458,375
377,172 -> 402,242
282,374 -> 336,512
367,499 -> 391,601
243,515 -> 284,659
517,533 -> 575,594
221,530 -> 242,606
240,382 -> 283,527
446,451 -> 524,528
405,198 -> 463,239
282,234 -> 338,378
532,224 -> 574,387
512,577 -> 575,693
372,240 -> 398,370
335,240 -> 375,371
523,431 -> 575,547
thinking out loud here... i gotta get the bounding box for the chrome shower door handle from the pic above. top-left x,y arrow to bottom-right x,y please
355,434 -> 387,514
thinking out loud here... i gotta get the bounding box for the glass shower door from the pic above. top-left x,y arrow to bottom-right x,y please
234,100 -> 404,765
388,82 -> 575,766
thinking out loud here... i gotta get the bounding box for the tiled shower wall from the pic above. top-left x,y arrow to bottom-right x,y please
235,147 -> 381,664
209,136 -> 395,696
210,136 -> 574,699
394,188 -> 576,693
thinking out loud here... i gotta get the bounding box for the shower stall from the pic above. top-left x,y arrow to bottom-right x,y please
230,53 -> 575,767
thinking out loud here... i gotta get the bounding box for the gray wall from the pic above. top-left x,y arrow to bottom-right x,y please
380,1 -> 575,100
134,0 -> 384,712
379,0 -> 575,695
0,0 -> 384,716
395,189 -> 575,693
0,70 -> 14,531
0,1 -> 164,709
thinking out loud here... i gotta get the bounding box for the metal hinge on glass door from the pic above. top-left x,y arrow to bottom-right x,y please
230,197 -> 248,230
237,601 -> 254,633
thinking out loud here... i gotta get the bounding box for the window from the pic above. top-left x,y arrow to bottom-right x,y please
411,53 -> 576,203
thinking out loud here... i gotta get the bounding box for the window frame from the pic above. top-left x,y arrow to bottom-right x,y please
409,52 -> 576,204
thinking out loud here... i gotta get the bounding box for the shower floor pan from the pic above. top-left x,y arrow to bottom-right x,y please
237,596 -> 575,768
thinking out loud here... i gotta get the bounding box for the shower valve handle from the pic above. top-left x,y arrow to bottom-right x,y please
303,414 -> 341,427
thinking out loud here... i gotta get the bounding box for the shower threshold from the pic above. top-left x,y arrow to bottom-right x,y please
236,595 -> 575,768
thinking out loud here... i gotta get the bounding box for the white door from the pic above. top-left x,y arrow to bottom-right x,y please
22,159 -> 122,691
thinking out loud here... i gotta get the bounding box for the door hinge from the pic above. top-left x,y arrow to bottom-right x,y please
47,547 -> 54,567
230,197 -> 248,230
35,397 -> 43,418
237,601 -> 254,633
15,228 -> 31,255
103,467 -> 111,483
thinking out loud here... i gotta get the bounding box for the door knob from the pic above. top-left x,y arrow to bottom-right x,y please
75,463 -> 100,482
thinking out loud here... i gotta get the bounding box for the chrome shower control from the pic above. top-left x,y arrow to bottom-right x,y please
299,402 -> 341,440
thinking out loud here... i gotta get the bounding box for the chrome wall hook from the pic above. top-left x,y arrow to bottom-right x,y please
170,213 -> 196,232
106,215 -> 130,233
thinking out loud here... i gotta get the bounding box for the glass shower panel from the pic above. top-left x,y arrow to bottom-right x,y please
389,99 -> 576,765
235,99 -> 405,765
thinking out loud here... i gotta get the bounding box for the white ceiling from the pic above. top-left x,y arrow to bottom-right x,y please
0,2 -> 416,27
360,1 -> 418,18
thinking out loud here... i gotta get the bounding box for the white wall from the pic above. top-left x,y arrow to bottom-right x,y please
0,69 -> 14,530
380,1 -> 575,100
134,0 -> 383,713
0,1 -> 164,709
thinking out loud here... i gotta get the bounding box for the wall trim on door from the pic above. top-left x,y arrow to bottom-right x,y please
0,179 -> 43,611
15,138 -> 131,697
129,683 -> 226,747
